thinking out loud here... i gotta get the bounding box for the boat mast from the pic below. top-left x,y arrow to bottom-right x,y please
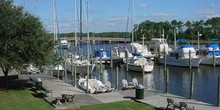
86,1 -> 90,93
52,0 -> 57,42
80,0 -> 83,58
74,0 -> 77,47
131,0 -> 134,53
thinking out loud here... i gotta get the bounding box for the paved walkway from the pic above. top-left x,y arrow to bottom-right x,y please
137,93 -> 220,110
19,73 -> 220,110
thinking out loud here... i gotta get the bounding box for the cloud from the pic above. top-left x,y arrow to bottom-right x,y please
200,3 -> 216,8
195,10 -> 220,19
138,3 -> 148,8
209,3 -> 215,7
137,13 -> 178,21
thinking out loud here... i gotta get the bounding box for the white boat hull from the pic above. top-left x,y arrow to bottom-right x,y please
127,63 -> 154,73
78,78 -> 108,93
200,56 -> 220,66
158,57 -> 202,68
67,62 -> 95,74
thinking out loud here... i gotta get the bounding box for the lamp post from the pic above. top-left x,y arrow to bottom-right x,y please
197,31 -> 202,49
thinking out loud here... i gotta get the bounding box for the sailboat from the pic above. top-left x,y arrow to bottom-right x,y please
66,0 -> 94,74
125,0 -> 154,73
50,0 -> 64,77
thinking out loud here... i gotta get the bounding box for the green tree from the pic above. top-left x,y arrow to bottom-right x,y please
0,0 -> 55,88
205,17 -> 220,37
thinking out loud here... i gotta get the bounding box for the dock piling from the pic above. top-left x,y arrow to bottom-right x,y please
125,50 -> 128,80
100,52 -> 103,81
217,76 -> 220,106
213,50 -> 216,67
165,68 -> 169,93
110,48 -> 113,68
189,50 -> 192,69
116,66 -> 119,90
189,72 -> 194,99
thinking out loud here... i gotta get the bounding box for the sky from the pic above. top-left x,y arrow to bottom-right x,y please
13,0 -> 220,33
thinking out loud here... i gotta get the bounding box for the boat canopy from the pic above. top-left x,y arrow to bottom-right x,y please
208,44 -> 219,50
95,49 -> 110,58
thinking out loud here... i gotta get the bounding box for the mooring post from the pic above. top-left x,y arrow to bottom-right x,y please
64,61 -> 67,82
165,68 -> 169,93
116,66 -> 119,90
189,50 -> 192,69
100,52 -> 103,81
110,48 -> 113,68
189,72 -> 194,99
71,53 -> 75,86
213,50 -> 216,67
217,76 -> 220,106
125,49 -> 129,80
164,47 -> 167,74
74,61 -> 76,87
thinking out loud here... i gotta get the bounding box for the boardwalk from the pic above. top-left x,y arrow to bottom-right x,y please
19,73 -> 220,110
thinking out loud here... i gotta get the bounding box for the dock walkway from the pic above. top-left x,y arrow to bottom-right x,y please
19,73 -> 220,110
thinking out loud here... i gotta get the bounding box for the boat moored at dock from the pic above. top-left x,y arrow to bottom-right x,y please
158,44 -> 202,68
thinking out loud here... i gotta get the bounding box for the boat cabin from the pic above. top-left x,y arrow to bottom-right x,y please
168,44 -> 197,59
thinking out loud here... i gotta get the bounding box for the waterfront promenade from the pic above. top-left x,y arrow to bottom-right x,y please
19,73 -> 220,110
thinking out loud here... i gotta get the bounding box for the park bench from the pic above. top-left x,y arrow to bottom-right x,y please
29,77 -> 36,87
166,98 -> 195,110
54,93 -> 75,105
167,98 -> 179,110
62,94 -> 75,104
37,85 -> 53,97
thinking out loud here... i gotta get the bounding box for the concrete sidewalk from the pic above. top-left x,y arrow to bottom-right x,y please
19,73 -> 220,110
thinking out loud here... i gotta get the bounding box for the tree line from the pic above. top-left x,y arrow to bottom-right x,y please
59,17 -> 220,43
134,17 -> 220,42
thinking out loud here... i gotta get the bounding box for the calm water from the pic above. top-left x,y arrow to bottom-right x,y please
63,42 -> 220,105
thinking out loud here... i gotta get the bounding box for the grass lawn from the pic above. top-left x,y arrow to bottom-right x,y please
0,88 -> 53,110
0,88 -> 158,110
71,100 -> 157,110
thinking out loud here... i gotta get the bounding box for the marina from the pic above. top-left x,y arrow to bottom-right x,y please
52,41 -> 220,106
18,70 -> 220,110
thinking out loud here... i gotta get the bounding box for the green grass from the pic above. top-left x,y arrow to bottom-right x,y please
71,100 -> 157,110
0,88 -> 157,110
0,88 -> 53,110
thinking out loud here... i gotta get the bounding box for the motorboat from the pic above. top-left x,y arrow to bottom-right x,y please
58,39 -> 69,49
130,43 -> 155,58
198,43 -> 220,65
93,49 -> 124,64
148,38 -> 171,55
78,77 -> 109,93
125,54 -> 154,73
51,65 -> 64,77
25,64 -> 40,74
158,44 -> 202,68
